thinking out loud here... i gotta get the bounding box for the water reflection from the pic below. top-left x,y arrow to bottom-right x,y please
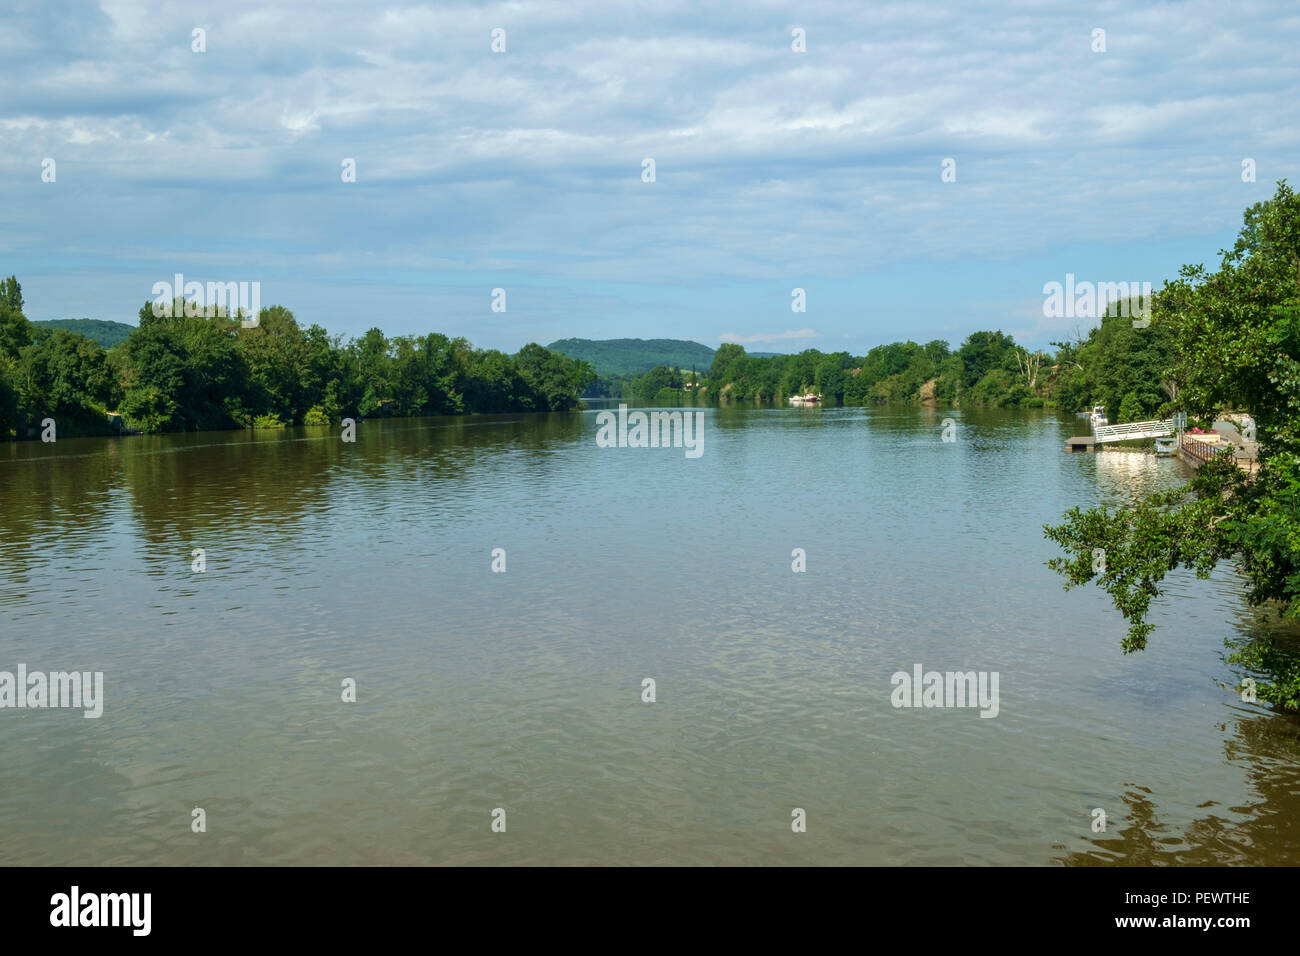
1058,712 -> 1300,865
1,407 -> 1298,865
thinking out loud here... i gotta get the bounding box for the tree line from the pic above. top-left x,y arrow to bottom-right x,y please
0,293 -> 595,439
0,276 -> 1185,439
611,318 -> 1173,419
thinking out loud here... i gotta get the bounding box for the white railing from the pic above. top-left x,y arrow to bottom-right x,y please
1092,419 -> 1175,442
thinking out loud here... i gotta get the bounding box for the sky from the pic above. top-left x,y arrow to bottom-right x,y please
1,0 -> 1297,354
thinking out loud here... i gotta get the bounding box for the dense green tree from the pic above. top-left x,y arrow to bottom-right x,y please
923,339 -> 951,366
301,323 -> 348,423
954,330 -> 1017,388
0,287 -> 644,440
815,358 -> 847,404
116,302 -> 248,432
236,305 -> 309,423
633,365 -> 683,402
1117,391 -> 1143,423
1,276 -> 22,313
709,343 -> 747,389
0,353 -> 20,438
351,327 -> 392,417
1052,314 -> 1173,419
0,275 -> 32,360
515,342 -> 595,411
16,327 -> 118,432
0,276 -> 32,436
1046,182 -> 1300,708
116,318 -> 183,433
460,348 -> 520,410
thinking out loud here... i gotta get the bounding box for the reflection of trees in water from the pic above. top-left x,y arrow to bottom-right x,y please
0,413 -> 594,583
0,413 -> 592,600
119,429 -> 343,554
118,414 -> 587,556
1058,713 -> 1300,865
1225,604 -> 1300,712
0,439 -> 122,587
1057,546 -> 1300,864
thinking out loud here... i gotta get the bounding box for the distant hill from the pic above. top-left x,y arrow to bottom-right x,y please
33,319 -> 135,349
546,338 -> 717,376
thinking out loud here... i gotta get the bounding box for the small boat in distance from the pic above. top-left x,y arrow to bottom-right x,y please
1155,436 -> 1178,456
789,393 -> 821,405
1089,405 -> 1108,428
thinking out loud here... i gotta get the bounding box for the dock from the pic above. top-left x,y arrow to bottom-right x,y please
1066,417 -> 1175,452
1064,412 -> 1262,476
1093,419 -> 1176,442
1182,431 -> 1261,475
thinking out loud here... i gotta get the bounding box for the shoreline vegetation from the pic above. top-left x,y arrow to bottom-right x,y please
3,290 -> 1174,442
0,296 -> 597,440
1043,183 -> 1300,711
565,317 -> 1172,417
1,263 -> 1180,442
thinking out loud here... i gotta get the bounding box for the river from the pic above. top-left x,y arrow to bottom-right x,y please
1,404 -> 1297,864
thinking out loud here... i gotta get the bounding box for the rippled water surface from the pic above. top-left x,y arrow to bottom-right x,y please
2,405 -> 1298,865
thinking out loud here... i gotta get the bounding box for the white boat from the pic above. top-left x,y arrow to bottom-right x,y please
1154,436 -> 1177,456
1089,405 -> 1108,428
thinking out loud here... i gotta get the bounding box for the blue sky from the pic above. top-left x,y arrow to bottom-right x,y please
2,0 -> 1297,354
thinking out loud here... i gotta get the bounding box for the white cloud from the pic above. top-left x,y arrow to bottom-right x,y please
1,0 -> 1297,348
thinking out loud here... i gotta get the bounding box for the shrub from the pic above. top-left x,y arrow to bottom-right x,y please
303,405 -> 331,426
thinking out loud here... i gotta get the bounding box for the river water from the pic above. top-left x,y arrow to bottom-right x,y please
1,404 -> 1297,865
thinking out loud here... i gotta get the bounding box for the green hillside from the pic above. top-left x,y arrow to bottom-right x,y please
32,319 -> 135,349
546,337 -> 715,376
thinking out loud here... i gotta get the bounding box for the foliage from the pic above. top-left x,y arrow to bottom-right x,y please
0,353 -> 21,438
0,278 -> 32,360
1118,391 -> 1144,424
1045,182 -> 1300,710
1051,313 -> 1173,419
1226,633 -> 1300,711
626,365 -> 684,403
513,343 -> 595,411
704,324 -> 1162,413
117,301 -> 248,432
302,405 -> 332,426
0,279 -> 599,440
16,327 -> 119,434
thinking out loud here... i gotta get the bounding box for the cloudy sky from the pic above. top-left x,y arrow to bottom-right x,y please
2,0 -> 1297,353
